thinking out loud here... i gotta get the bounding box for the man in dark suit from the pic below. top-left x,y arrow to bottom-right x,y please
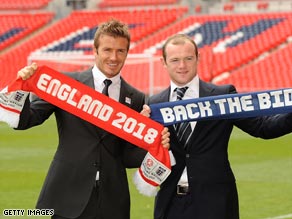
147,34 -> 292,219
15,19 -> 169,219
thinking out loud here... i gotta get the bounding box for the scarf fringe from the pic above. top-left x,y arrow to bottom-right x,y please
133,169 -> 158,197
0,107 -> 20,128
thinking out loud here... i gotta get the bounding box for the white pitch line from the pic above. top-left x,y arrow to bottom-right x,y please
261,214 -> 292,219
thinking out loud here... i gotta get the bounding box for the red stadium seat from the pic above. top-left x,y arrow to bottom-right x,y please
257,2 -> 269,10
0,13 -> 54,51
0,8 -> 187,91
223,3 -> 235,11
2,9 -> 292,93
0,0 -> 51,10
98,0 -> 179,8
194,5 -> 202,13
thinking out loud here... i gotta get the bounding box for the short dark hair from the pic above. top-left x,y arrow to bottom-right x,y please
162,34 -> 199,61
94,19 -> 131,51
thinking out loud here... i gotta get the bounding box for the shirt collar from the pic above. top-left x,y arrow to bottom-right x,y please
170,75 -> 199,100
92,64 -> 121,90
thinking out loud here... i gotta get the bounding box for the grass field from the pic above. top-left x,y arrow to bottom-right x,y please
0,118 -> 292,219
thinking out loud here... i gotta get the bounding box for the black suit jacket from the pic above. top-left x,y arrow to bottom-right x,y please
149,80 -> 292,219
16,68 -> 147,219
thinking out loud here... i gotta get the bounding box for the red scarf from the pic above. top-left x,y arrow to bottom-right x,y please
1,66 -> 171,196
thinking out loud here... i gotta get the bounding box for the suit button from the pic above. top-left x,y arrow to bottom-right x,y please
186,154 -> 190,158
93,162 -> 100,170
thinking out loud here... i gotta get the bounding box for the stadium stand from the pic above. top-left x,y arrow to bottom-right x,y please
194,4 -> 202,13
0,0 -> 51,10
1,0 -> 292,93
0,13 -> 54,51
98,0 -> 179,8
257,1 -> 269,10
223,3 -> 235,11
0,7 -> 187,90
0,12 -> 54,86
218,39 -> 292,90
129,12 -> 292,91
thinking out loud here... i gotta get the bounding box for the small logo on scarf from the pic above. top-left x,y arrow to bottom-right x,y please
146,158 -> 154,167
141,153 -> 171,184
14,91 -> 25,102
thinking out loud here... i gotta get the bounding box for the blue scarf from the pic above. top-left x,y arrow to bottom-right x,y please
150,88 -> 292,125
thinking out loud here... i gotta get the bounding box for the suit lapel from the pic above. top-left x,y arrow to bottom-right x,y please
157,87 -> 171,103
77,68 -> 95,88
119,77 -> 134,107
199,80 -> 215,98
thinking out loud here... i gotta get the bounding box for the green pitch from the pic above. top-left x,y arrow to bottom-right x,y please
0,118 -> 291,219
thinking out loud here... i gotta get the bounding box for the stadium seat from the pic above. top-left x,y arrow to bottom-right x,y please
0,13 -> 54,51
0,8 -> 187,91
223,3 -> 235,11
98,0 -> 179,8
216,42 -> 292,91
194,5 -> 202,13
2,8 -> 292,93
0,0 -> 51,10
257,2 -> 269,10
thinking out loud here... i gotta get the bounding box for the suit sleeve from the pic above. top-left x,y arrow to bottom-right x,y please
16,94 -> 55,130
235,113 -> 292,139
229,86 -> 292,139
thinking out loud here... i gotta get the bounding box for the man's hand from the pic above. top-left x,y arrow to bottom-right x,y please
17,63 -> 38,80
140,104 -> 151,117
161,127 -> 170,149
141,104 -> 170,149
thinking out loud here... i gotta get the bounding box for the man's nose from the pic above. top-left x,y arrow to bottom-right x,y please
178,59 -> 186,67
110,51 -> 118,60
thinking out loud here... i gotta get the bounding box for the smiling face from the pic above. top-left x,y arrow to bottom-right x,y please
94,34 -> 128,78
161,35 -> 199,86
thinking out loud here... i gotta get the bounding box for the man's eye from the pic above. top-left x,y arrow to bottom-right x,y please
118,50 -> 126,54
103,48 -> 111,52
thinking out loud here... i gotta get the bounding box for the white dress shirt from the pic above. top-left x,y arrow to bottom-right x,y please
92,64 -> 121,102
169,75 -> 200,186
92,64 -> 121,180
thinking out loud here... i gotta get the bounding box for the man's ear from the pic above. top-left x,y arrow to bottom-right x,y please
93,46 -> 98,54
160,57 -> 167,68
93,47 -> 98,58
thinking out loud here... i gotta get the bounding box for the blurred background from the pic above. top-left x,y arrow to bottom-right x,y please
0,0 -> 292,218
1,0 -> 292,94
